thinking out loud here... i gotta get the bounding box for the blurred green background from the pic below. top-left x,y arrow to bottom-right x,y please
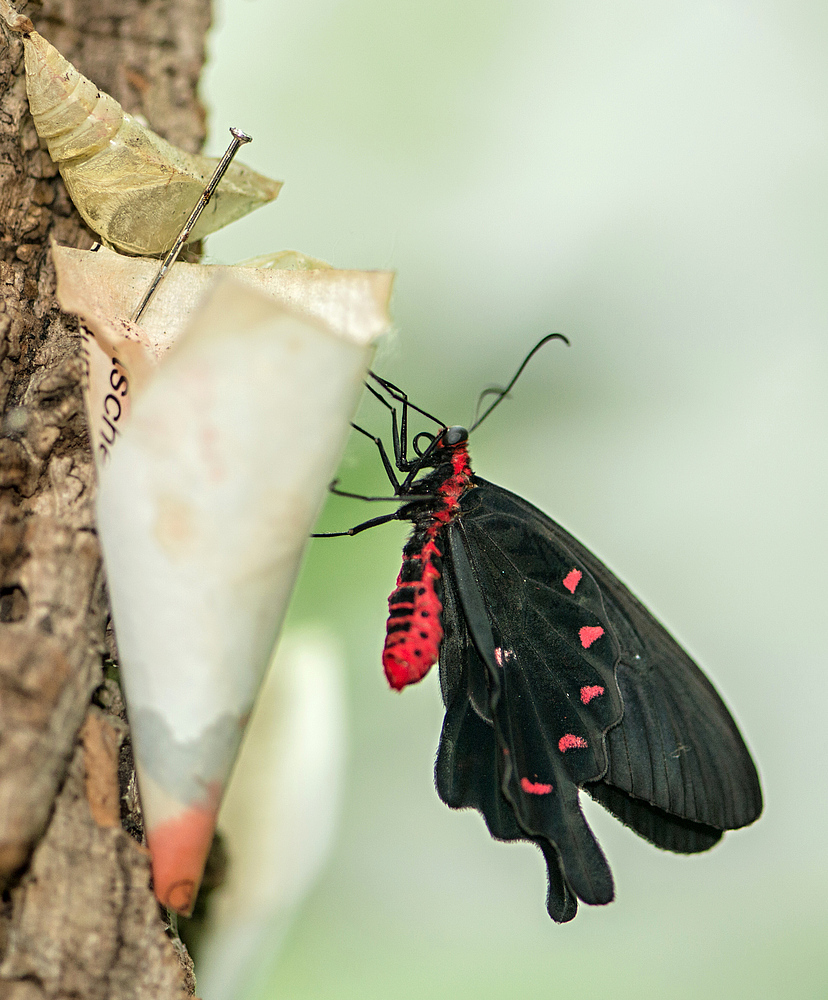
200,1 -> 827,997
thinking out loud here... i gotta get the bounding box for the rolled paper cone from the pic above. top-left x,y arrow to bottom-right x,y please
91,276 -> 386,914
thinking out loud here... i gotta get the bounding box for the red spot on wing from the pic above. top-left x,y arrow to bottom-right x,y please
580,685 -> 605,704
579,625 -> 604,648
520,777 -> 553,795
563,568 -> 582,593
558,734 -> 588,752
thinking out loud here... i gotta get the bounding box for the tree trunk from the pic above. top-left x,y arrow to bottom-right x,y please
0,1 -> 211,995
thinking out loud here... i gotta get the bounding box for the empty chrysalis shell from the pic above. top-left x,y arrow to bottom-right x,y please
0,0 -> 282,255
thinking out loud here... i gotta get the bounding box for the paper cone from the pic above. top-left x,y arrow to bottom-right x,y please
54,250 -> 392,912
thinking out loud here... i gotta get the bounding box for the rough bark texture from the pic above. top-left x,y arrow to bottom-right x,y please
0,1 -> 210,995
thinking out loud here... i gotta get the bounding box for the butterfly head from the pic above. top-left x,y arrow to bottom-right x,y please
412,425 -> 469,464
442,426 -> 469,446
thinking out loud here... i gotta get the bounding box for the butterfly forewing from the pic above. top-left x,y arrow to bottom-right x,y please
452,486 -> 624,785
460,479 -> 762,833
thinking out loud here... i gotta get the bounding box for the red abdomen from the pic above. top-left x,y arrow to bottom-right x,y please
382,539 -> 444,690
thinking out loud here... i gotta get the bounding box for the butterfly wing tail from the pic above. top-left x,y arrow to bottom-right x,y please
436,604 -> 581,922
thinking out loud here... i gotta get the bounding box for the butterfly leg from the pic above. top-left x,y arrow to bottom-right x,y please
350,422 -> 403,492
368,372 -> 446,462
329,480 -> 431,503
365,381 -> 420,472
311,510 -> 401,538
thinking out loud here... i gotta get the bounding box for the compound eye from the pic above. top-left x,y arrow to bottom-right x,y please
444,426 -> 468,445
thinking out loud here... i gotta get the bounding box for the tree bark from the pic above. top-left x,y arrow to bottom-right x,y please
0,1 -> 211,995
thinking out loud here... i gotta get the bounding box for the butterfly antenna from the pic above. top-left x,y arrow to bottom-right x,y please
469,333 -> 569,432
471,385 -> 504,428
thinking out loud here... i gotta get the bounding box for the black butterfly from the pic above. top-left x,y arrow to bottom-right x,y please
316,337 -> 762,921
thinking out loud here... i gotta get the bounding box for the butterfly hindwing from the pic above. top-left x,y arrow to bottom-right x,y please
585,782 -> 722,854
441,520 -> 619,909
436,557 -> 579,921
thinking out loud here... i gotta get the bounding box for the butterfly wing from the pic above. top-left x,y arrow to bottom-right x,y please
436,477 -> 761,916
467,479 -> 762,831
439,497 -> 622,913
436,559 -> 579,922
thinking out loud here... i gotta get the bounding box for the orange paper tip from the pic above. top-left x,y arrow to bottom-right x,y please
146,802 -> 219,915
